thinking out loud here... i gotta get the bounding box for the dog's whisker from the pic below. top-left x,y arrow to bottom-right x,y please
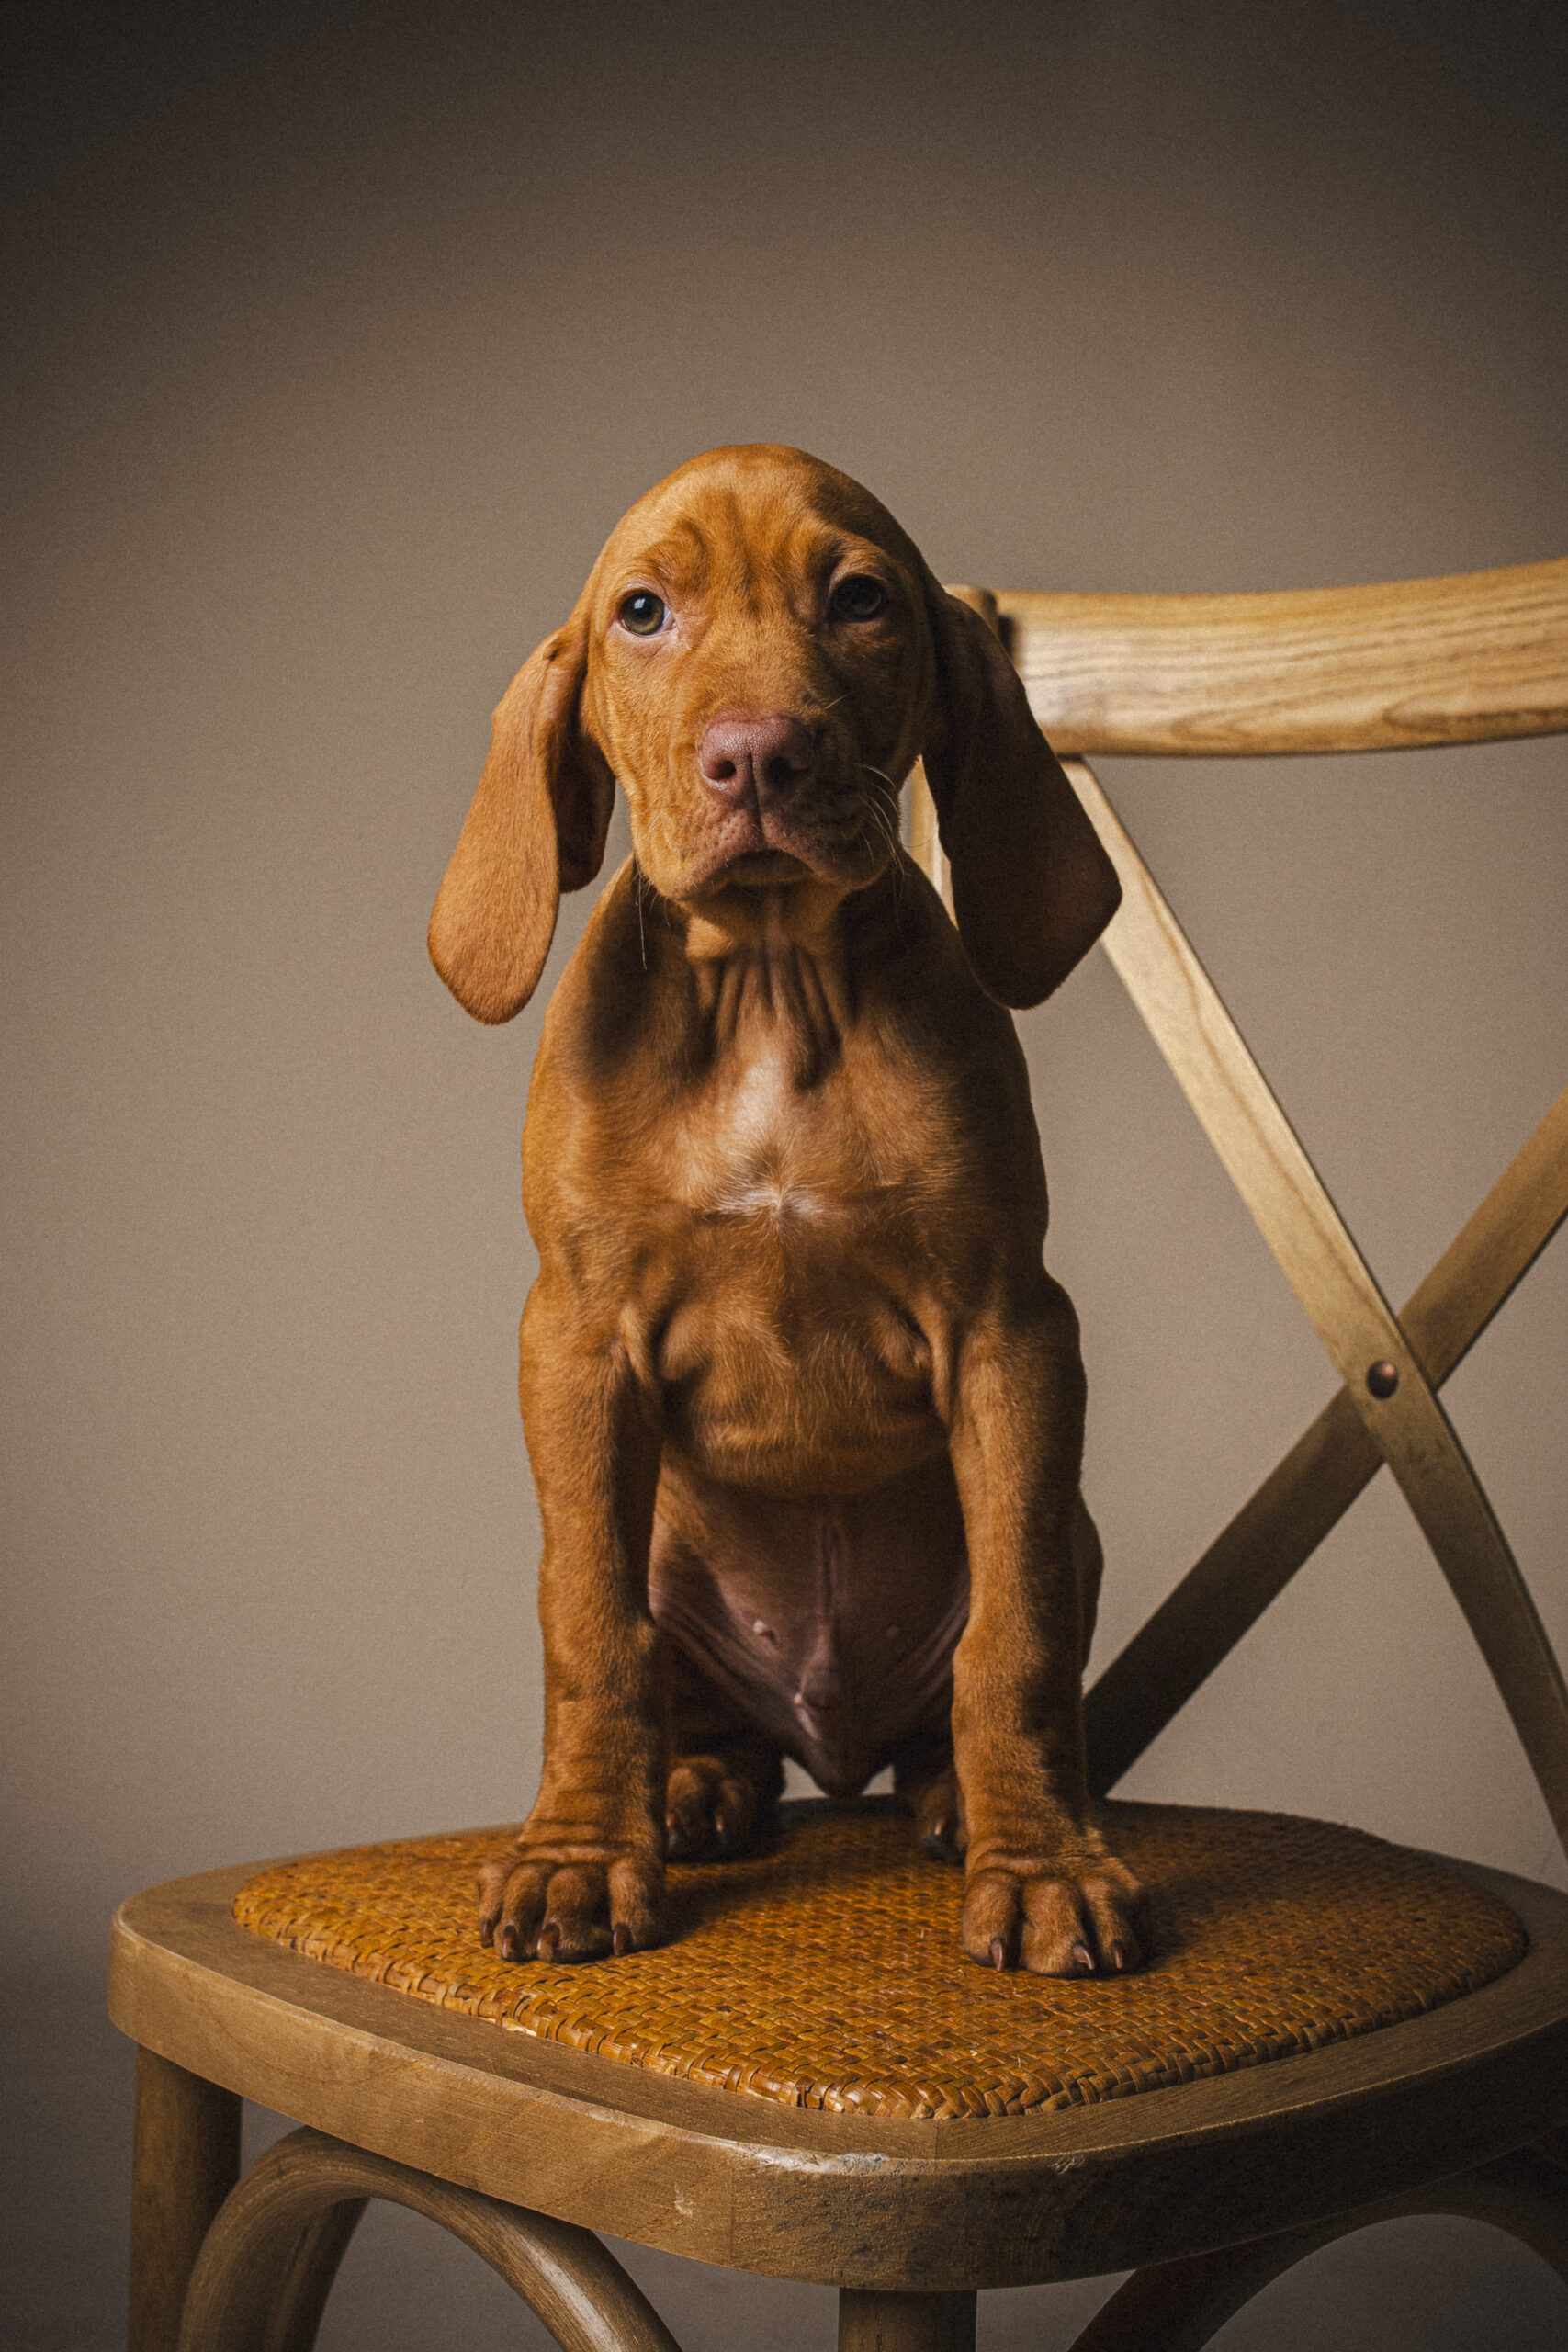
859,789 -> 905,903
860,767 -> 904,872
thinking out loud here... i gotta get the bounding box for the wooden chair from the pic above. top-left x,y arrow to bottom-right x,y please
110,558 -> 1568,2351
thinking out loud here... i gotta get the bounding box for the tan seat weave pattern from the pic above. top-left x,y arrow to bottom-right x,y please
235,1800 -> 1526,2124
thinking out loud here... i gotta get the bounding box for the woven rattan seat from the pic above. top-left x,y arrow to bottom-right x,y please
111,558 -> 1568,2351
232,1803 -> 1526,2125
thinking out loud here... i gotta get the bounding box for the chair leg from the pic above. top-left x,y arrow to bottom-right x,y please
838,2288 -> 977,2350
129,2046 -> 243,2352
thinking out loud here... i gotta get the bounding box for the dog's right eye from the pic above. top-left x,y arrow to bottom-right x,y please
618,592 -> 667,636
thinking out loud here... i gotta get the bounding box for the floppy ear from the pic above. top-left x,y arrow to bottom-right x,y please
428,615 -> 615,1023
919,577 -> 1122,1010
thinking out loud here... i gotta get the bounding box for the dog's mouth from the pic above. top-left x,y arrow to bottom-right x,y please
676,778 -> 897,902
717,849 -> 815,888
683,823 -> 886,903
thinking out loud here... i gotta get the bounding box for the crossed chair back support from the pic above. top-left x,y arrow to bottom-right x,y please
911,560 -> 1568,1855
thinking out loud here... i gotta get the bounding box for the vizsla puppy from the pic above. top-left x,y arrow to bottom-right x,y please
430,444 -> 1148,1975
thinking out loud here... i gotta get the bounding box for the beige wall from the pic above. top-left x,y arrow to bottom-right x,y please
4,5 -> 1566,2340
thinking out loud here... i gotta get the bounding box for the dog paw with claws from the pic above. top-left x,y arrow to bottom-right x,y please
908,1765 -> 968,1866
664,1753 -> 768,1860
477,1849 -> 664,1963
962,1852 -> 1149,1976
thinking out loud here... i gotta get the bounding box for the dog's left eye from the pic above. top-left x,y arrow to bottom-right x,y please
618,592 -> 668,636
829,575 -> 889,622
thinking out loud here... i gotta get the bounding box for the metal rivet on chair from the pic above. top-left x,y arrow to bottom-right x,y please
1366,1359 -> 1400,1399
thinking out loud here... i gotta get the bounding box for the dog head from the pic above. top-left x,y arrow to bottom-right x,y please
429,443 -> 1119,1019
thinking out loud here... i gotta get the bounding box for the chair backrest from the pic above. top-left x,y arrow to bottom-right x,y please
909,560 -> 1568,1858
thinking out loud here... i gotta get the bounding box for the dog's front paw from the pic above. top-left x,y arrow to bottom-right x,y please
962,1850 -> 1149,1976
908,1764 -> 967,1866
477,1847 -> 665,1963
664,1753 -> 767,1860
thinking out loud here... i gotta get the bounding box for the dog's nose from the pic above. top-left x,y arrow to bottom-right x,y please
698,710 -> 816,803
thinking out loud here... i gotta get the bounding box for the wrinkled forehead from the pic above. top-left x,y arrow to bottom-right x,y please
585,445 -> 926,611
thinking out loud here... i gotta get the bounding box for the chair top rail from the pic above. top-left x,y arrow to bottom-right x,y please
992,556 -> 1568,756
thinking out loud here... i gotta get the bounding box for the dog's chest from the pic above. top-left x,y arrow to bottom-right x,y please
680,1048 -> 842,1227
672,943 -> 934,1218
651,1025 -> 946,1482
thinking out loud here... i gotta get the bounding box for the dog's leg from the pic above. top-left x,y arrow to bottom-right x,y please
662,1645 -> 784,1860
894,1494 -> 1101,1871
478,1292 -> 668,1963
890,1722 -> 967,1864
946,1280 -> 1149,1976
1073,1489 -> 1106,1668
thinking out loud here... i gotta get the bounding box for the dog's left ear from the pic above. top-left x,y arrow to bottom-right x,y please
919,577 -> 1121,1009
428,612 -> 615,1023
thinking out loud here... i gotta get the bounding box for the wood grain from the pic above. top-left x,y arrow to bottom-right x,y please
1086,1085 -> 1568,1793
129,2046 -> 242,2352
998,558 -> 1568,755
180,2126 -> 683,2352
108,1853 -> 1568,2292
1065,756 -> 1568,1856
261,2198 -> 366,2352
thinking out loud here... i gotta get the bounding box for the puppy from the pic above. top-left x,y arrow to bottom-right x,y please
430,444 -> 1147,1975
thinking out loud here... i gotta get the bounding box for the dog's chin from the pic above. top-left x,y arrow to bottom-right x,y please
671,825 -> 893,905
716,849 -> 815,888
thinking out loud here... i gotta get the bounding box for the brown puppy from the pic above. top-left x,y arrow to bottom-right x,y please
430,444 -> 1147,1975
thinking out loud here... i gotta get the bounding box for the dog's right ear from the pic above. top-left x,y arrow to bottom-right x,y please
428,615 -> 614,1023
